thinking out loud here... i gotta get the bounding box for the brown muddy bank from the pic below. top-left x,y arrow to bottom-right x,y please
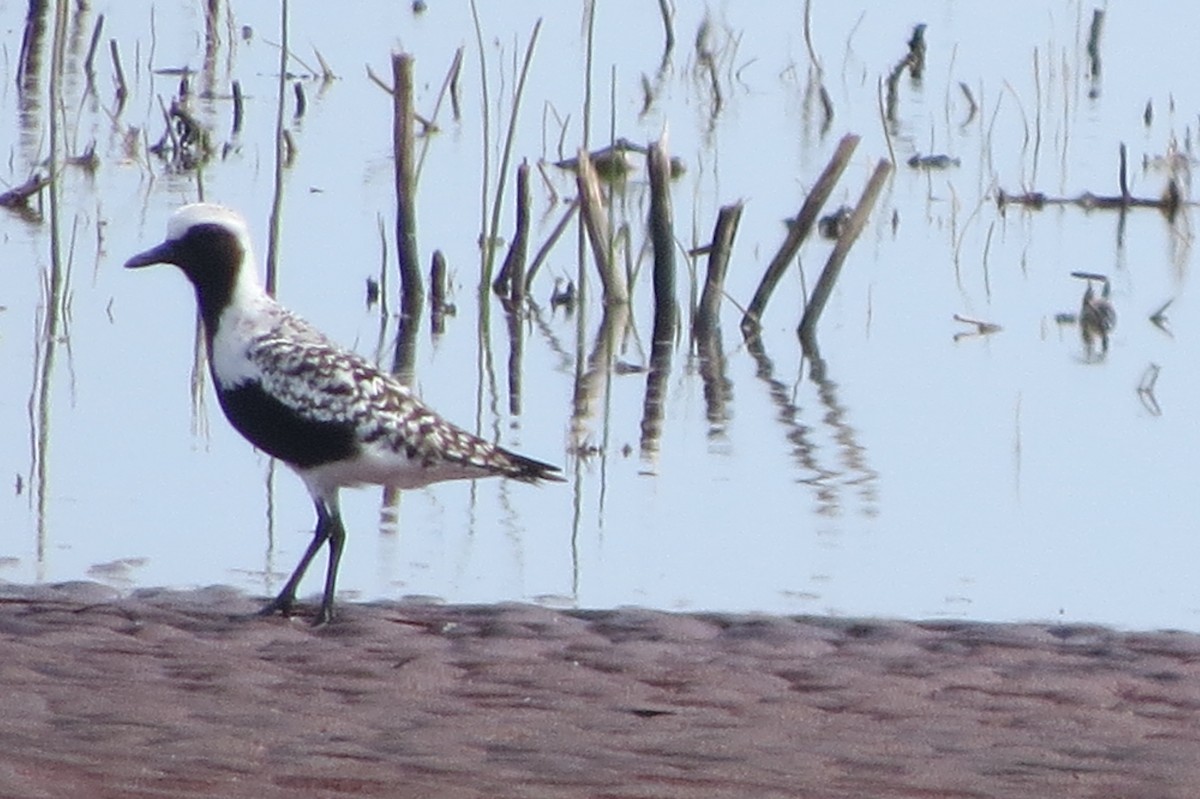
0,582 -> 1197,798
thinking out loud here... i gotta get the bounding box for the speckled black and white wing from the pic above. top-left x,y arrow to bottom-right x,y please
222,307 -> 561,491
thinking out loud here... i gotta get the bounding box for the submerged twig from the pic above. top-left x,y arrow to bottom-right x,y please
952,313 -> 1002,341
1000,143 -> 1182,220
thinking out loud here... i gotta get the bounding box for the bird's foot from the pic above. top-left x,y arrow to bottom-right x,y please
311,601 -> 335,628
257,592 -> 296,618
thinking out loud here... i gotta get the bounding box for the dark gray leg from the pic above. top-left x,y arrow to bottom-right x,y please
314,504 -> 346,626
259,497 -> 337,621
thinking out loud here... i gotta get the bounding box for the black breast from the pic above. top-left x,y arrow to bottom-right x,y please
217,381 -> 358,468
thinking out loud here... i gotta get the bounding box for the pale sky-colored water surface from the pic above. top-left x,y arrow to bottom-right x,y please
3,1 -> 1200,630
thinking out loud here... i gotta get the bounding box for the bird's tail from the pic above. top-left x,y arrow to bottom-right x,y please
501,450 -> 566,483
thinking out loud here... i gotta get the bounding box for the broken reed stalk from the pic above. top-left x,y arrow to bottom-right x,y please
798,157 -> 893,345
83,13 -> 103,86
109,39 -> 127,109
742,132 -> 859,334
694,201 -> 743,338
392,52 -> 423,320
524,198 -> 579,294
414,46 -> 465,185
647,138 -> 677,343
575,148 -> 627,304
493,159 -> 531,306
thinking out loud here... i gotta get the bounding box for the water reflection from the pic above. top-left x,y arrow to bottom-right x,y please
746,335 -> 876,520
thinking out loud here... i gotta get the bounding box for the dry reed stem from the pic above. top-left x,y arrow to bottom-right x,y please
83,14 -> 103,87
483,18 -> 542,287
109,39 -> 128,109
798,158 -> 893,344
575,148 -> 626,304
742,132 -> 859,335
264,0 -> 289,296
647,138 -> 677,344
694,202 -> 743,338
392,52 -> 423,320
493,160 -> 531,306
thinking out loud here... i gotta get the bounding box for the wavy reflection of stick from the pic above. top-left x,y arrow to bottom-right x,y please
746,336 -> 837,517
803,339 -> 879,516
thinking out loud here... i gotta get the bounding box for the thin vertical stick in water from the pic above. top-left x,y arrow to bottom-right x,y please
694,201 -> 743,338
231,79 -> 243,134
483,18 -> 542,288
647,137 -> 677,343
582,1 -> 597,148
292,80 -> 306,119
392,52 -> 423,321
640,137 -> 677,458
798,158 -> 893,345
505,300 -> 524,416
469,0 -> 491,277
1086,9 -> 1104,79
493,159 -> 531,305
1117,142 -> 1129,203
391,54 -> 424,387
742,132 -> 859,334
575,149 -> 625,304
265,0 -> 289,296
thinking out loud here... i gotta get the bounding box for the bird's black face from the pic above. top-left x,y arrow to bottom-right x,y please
126,223 -> 246,333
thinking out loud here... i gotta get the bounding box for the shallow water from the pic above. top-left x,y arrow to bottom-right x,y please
2,1 -> 1199,630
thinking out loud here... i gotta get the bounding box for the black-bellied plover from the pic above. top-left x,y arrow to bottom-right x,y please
126,203 -> 563,625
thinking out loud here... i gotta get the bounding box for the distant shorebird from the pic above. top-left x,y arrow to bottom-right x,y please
126,203 -> 563,625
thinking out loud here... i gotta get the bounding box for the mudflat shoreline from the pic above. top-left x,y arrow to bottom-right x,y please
1,582 -> 1198,798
